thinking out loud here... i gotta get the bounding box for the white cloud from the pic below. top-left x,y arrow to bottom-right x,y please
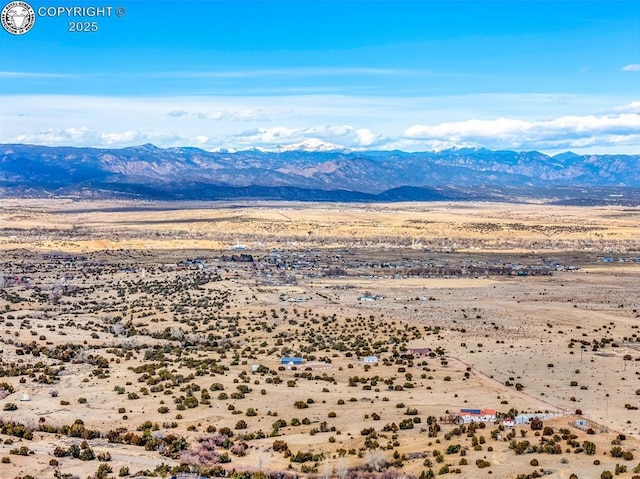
122,67 -> 419,79
622,64 -> 640,72
195,111 -> 225,121
403,113 -> 640,151
13,127 -> 186,148
167,108 -> 279,122
228,109 -> 271,122
355,128 -> 380,147
167,110 -> 189,117
612,101 -> 640,114
2,94 -> 640,154
230,125 -> 387,149
100,130 -> 174,145
13,127 -> 94,145
7,124 -> 387,151
1,67 -> 417,83
0,71 -> 75,78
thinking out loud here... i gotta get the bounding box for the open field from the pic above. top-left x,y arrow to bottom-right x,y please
0,199 -> 639,479
1,199 -> 639,253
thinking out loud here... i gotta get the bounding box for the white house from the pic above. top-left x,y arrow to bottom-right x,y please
514,413 -> 557,425
459,408 -> 496,424
358,295 -> 376,301
574,419 -> 588,428
502,419 -> 515,428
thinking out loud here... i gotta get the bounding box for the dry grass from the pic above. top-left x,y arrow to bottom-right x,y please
1,199 -> 638,253
0,199 -> 639,478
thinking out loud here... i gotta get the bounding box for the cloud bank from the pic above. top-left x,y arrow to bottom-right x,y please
231,125 -> 387,149
2,96 -> 639,154
167,108 -> 281,122
403,111 -> 640,151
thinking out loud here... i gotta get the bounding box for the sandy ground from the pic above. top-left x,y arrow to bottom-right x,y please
0,200 -> 639,478
1,199 -> 638,253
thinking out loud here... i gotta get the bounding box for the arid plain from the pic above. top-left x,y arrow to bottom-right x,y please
0,199 -> 639,479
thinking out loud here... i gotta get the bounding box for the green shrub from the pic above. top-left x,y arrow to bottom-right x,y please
272,440 -> 288,452
399,419 -> 414,430
583,441 -> 596,455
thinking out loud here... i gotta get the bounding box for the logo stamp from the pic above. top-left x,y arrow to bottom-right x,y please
1,1 -> 35,35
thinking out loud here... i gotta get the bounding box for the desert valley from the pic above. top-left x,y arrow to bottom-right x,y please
0,199 -> 639,479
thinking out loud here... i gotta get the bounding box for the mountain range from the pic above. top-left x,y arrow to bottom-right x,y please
1,143 -> 639,205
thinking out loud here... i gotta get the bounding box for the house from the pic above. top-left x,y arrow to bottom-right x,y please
409,348 -> 431,357
363,356 -> 378,363
515,414 -> 530,425
513,413 -> 557,425
280,357 -> 303,366
459,408 -> 496,424
502,418 -> 515,428
574,419 -> 588,428
358,295 -> 376,301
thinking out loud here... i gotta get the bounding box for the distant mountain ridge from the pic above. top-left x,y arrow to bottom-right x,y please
1,143 -> 639,204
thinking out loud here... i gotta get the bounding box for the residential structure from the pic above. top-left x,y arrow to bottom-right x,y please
409,348 -> 431,357
459,408 -> 496,423
574,419 -> 589,428
280,357 -> 303,366
502,418 -> 515,428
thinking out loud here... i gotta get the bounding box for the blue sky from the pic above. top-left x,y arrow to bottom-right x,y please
1,0 -> 639,153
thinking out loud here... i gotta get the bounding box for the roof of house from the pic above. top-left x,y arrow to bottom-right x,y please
280,356 -> 303,362
460,408 -> 496,416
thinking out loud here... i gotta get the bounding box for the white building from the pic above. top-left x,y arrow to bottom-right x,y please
459,408 -> 496,424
